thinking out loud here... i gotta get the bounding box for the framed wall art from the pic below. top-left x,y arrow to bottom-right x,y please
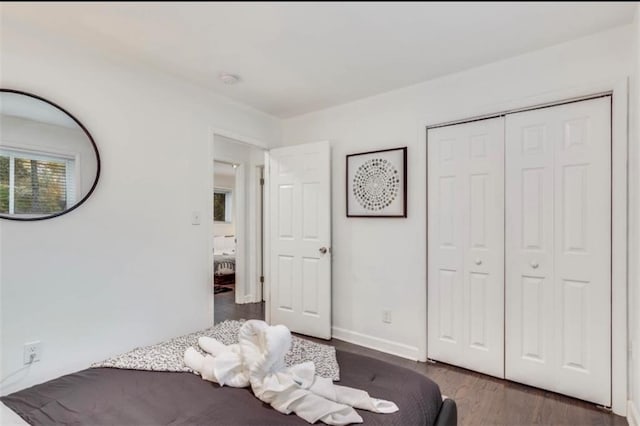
346,147 -> 407,218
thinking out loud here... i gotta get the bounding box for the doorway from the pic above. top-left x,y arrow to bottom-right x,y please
212,134 -> 265,323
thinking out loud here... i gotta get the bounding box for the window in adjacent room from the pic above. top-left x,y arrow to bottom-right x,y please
0,148 -> 76,215
213,189 -> 232,222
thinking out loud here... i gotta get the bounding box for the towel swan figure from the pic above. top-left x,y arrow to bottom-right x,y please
184,320 -> 398,425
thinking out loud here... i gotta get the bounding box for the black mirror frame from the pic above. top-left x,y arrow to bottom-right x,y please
0,88 -> 101,221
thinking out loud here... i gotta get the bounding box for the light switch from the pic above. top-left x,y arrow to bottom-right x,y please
191,211 -> 201,225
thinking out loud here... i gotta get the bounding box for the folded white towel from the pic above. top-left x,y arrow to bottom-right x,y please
184,320 -> 398,425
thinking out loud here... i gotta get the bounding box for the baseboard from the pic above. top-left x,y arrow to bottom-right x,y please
237,294 -> 257,304
629,400 -> 639,426
331,327 -> 420,361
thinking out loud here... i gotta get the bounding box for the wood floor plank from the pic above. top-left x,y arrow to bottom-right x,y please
214,293 -> 626,425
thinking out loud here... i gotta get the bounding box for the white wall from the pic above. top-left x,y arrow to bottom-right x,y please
213,172 -> 235,237
629,6 -> 640,424
281,26 -> 633,367
0,21 -> 280,394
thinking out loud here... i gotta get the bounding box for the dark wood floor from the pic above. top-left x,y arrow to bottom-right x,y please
214,289 -> 265,324
214,292 -> 626,426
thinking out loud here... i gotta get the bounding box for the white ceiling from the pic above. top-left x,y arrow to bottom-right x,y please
2,2 -> 635,118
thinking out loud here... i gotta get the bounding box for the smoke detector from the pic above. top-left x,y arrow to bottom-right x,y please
219,72 -> 240,85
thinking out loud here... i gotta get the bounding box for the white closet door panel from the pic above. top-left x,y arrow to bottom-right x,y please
552,98 -> 611,405
428,130 -> 465,366
462,118 -> 505,378
505,113 -> 556,390
506,97 -> 611,406
428,117 -> 504,378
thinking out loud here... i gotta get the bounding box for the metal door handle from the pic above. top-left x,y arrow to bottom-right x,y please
319,247 -> 328,254
531,261 -> 539,269
475,258 -> 482,265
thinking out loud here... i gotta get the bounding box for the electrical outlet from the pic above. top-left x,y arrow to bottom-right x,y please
24,341 -> 42,365
382,309 -> 392,324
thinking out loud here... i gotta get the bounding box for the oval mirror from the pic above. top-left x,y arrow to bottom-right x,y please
0,89 -> 100,220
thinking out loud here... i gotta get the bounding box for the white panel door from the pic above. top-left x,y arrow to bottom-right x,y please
428,117 -> 505,378
268,141 -> 331,339
505,97 -> 611,406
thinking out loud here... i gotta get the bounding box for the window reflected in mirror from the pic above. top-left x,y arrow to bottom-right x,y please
0,90 -> 100,220
213,189 -> 232,222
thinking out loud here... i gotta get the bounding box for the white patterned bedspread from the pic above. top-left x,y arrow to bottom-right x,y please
92,320 -> 340,381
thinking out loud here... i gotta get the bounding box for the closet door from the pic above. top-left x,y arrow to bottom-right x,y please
505,97 -> 611,406
428,117 -> 505,378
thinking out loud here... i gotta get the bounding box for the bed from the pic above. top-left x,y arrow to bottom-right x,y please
1,350 -> 456,425
213,235 -> 236,277
214,253 -> 236,276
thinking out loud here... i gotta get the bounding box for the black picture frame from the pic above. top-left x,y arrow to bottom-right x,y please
346,146 -> 407,218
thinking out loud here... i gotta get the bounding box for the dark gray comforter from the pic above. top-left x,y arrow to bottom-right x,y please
1,350 -> 445,425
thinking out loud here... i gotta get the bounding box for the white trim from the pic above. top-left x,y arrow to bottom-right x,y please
241,293 -> 256,304
426,91 -> 611,130
207,133 -> 215,326
628,400 -> 640,426
234,163 -> 247,304
0,143 -> 77,161
332,327 -> 420,361
264,151 -> 271,323
610,79 -> 629,416
211,127 -> 269,150
8,154 -> 15,213
249,165 -> 264,302
246,164 -> 261,303
65,156 -> 77,206
423,77 -> 629,415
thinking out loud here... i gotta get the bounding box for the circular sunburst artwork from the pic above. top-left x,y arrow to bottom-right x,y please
352,158 -> 400,211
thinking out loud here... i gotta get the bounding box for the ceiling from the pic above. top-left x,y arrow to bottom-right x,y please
2,2 -> 635,118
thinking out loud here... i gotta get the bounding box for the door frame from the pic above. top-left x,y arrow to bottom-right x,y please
425,78 -> 629,415
264,151 -> 271,323
256,165 -> 265,302
209,128 -> 268,309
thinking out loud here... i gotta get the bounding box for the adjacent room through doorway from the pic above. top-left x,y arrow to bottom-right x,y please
212,134 -> 265,323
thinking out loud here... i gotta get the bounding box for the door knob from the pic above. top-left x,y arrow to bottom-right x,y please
475,259 -> 482,265
530,261 -> 539,269
319,247 -> 328,254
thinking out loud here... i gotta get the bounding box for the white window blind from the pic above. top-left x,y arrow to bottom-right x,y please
0,148 -> 76,215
